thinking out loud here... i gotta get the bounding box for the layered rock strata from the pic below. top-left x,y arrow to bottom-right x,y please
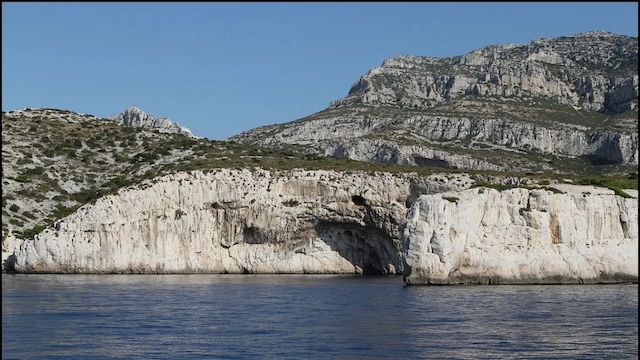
331,31 -> 638,113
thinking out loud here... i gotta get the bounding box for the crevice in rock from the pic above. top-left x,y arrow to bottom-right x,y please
2,254 -> 17,273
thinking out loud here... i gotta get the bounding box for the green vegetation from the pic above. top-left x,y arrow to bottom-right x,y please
572,174 -> 638,190
282,199 -> 300,207
442,196 -> 459,203
174,209 -> 186,220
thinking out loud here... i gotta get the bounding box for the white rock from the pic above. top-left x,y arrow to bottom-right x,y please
402,187 -> 638,284
108,106 -> 198,138
8,169 -> 471,274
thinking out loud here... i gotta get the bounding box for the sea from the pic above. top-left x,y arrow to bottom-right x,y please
2,274 -> 638,359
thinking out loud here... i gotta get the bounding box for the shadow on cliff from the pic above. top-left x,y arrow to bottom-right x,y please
581,154 -> 620,166
2,254 -> 17,273
314,221 -> 400,275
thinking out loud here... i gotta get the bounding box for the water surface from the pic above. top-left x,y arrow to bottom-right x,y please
2,274 -> 637,359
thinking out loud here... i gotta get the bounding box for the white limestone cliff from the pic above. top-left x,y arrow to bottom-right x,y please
402,186 -> 638,285
7,169 -> 471,274
109,106 -> 198,138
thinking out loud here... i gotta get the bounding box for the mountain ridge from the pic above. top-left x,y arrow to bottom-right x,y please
229,30 -> 638,174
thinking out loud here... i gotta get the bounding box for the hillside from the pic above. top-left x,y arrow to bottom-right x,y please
229,30 -> 638,174
2,106 -> 636,248
0,107 -> 497,242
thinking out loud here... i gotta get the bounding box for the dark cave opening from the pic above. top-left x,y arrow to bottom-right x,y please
314,222 -> 400,275
351,195 -> 367,206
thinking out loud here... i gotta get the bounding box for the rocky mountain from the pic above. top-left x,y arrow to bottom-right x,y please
109,106 -> 198,138
2,30 -> 638,283
1,107 -> 204,244
229,30 -> 638,174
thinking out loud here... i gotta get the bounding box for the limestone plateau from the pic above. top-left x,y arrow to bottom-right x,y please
230,30 -> 638,174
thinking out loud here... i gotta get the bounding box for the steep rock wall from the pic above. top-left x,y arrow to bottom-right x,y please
402,187 -> 638,285
237,112 -> 638,168
8,169 -> 471,274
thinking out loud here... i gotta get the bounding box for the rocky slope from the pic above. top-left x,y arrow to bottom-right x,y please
5,169 -> 473,274
3,106 -> 486,259
109,106 -> 197,138
230,31 -> 638,174
1,107 -> 207,243
402,186 -> 638,285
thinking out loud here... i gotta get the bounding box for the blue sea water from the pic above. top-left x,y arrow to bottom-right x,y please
2,274 -> 638,359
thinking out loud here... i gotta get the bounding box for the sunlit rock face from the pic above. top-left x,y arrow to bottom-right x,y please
331,31 -> 638,114
109,106 -> 197,138
230,31 -> 638,171
8,169 -> 471,274
402,187 -> 638,285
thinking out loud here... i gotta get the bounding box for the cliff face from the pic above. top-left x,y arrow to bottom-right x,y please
7,169 -> 471,274
5,169 -> 636,283
230,31 -> 638,173
402,187 -> 638,285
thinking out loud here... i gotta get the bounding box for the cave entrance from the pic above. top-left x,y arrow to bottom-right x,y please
314,222 -> 400,275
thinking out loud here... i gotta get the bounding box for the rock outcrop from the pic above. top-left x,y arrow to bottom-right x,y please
331,31 -> 638,113
5,168 -> 636,284
6,169 -> 472,274
402,186 -> 638,285
109,106 -> 197,138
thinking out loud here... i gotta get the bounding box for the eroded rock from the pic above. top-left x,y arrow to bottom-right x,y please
402,186 -> 638,285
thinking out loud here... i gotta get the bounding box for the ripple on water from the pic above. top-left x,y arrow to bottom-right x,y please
2,274 -> 637,359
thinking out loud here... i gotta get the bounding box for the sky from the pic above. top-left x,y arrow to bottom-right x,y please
2,2 -> 638,140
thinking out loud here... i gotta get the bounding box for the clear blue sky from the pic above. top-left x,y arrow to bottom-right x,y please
2,2 -> 638,140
